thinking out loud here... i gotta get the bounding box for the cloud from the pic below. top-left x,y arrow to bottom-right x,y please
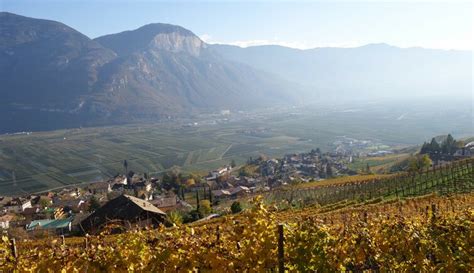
199,34 -> 366,50
199,34 -> 473,51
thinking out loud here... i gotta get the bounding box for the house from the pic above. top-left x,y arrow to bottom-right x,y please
454,148 -> 471,157
0,214 -> 14,229
87,182 -> 111,195
20,207 -> 41,222
111,183 -> 135,195
70,212 -> 91,233
211,189 -> 231,199
2,198 -> 32,213
229,186 -> 250,198
80,195 -> 166,234
149,196 -> 192,212
133,180 -> 153,192
207,166 -> 232,181
26,217 -> 73,235
150,196 -> 178,208
50,198 -> 87,213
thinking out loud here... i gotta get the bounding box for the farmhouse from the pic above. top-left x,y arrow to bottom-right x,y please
80,195 -> 166,234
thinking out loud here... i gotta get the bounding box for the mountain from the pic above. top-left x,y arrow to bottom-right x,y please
1,12 -> 470,133
212,43 -> 472,100
90,24 -> 300,122
0,12 -> 117,132
0,13 -> 300,133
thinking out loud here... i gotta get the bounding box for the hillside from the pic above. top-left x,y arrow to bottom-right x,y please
2,193 -> 472,271
0,13 -> 301,133
0,12 -> 117,132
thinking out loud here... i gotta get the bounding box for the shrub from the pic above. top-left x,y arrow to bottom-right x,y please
231,201 -> 242,214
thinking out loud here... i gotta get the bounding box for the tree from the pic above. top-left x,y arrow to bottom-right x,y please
39,197 -> 50,209
420,154 -> 432,170
441,134 -> 456,155
167,211 -> 183,226
208,186 -> 213,204
88,196 -> 101,212
420,142 -> 430,154
429,138 -> 440,153
199,200 -> 212,215
365,163 -> 371,174
162,172 -> 180,192
185,178 -> 195,187
408,154 -> 432,173
231,201 -> 242,214
123,160 -> 128,175
230,159 -> 236,168
196,190 -> 200,210
326,163 -> 333,178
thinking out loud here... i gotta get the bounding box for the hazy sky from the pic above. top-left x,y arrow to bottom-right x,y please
1,0 -> 472,50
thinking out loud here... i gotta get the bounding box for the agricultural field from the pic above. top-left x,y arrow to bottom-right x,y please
2,193 -> 472,272
0,100 -> 471,196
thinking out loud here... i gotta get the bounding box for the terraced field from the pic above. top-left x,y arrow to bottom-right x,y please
0,121 -> 323,195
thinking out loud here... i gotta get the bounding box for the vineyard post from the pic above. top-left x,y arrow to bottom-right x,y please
84,237 -> 89,250
453,163 -> 458,193
431,204 -> 437,221
10,238 -> 17,259
278,224 -> 285,273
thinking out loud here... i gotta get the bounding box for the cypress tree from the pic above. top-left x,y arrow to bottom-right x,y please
196,190 -> 200,210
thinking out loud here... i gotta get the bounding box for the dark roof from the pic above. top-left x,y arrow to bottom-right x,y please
80,194 -> 165,234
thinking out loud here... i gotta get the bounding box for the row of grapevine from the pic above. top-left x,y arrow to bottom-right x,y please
265,158 -> 474,206
1,194 -> 472,272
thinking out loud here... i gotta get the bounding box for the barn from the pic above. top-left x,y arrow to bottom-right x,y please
80,194 -> 166,234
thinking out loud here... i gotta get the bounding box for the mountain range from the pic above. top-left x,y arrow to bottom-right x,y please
0,12 -> 471,133
212,44 -> 471,100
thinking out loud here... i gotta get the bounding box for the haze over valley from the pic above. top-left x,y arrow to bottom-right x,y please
0,12 -> 471,133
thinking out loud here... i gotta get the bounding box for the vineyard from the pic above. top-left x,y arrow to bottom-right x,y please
1,159 -> 473,272
266,158 -> 474,207
1,192 -> 473,272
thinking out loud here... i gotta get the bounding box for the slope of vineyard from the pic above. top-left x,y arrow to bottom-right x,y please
266,158 -> 474,207
1,193 -> 473,272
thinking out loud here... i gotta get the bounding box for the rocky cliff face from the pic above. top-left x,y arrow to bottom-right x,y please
149,32 -> 206,56
0,14 -> 299,133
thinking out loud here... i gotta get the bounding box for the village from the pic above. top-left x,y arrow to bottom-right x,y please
2,136 -> 472,238
0,146 -> 360,238
0,136 -> 474,238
